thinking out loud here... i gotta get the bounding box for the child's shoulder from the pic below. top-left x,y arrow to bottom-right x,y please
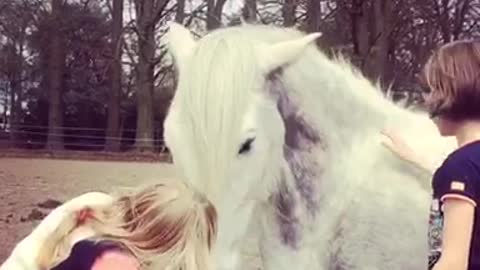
432,140 -> 480,202
443,140 -> 480,166
433,140 -> 480,181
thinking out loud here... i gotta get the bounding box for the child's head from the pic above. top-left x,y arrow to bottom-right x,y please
95,180 -> 217,270
422,40 -> 480,135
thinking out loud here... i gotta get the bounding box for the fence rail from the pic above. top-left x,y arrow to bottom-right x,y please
8,129 -> 163,142
0,147 -> 172,163
5,124 -> 140,132
0,124 -> 168,154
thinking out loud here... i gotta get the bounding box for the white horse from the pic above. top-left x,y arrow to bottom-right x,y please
163,22 -> 456,270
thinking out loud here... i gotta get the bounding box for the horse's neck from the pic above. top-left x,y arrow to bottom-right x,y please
279,50 -> 456,194
212,197 -> 259,269
284,54 -> 391,142
281,50 -> 451,154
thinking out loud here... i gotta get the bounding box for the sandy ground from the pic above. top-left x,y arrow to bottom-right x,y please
0,157 -> 179,263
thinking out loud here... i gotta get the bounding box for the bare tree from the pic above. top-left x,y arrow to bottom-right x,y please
46,0 -> 66,150
282,0 -> 297,26
7,44 -> 23,146
305,0 -> 320,32
371,0 -> 393,84
105,0 -> 124,152
242,0 -> 257,23
175,0 -> 185,23
133,0 -> 171,151
0,0 -> 33,146
206,0 -> 228,30
348,0 -> 370,68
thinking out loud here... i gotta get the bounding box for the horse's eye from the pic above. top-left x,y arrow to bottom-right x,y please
238,137 -> 255,155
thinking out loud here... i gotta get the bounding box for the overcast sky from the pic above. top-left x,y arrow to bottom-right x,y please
224,0 -> 243,13
123,0 -> 244,22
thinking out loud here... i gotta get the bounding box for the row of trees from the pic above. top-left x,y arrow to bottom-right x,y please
1,0 -> 479,152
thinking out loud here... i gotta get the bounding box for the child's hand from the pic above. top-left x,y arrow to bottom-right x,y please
380,129 -> 419,164
380,129 -> 435,174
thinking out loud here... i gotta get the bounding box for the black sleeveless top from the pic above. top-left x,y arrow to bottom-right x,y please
51,240 -> 123,270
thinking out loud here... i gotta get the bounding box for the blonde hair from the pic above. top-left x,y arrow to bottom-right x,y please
422,39 -> 480,120
36,181 -> 217,270
94,180 -> 218,270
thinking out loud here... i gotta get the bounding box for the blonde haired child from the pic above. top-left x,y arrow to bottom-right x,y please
1,180 -> 217,270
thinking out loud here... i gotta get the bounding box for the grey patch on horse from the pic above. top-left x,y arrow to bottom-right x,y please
272,171 -> 300,249
266,69 -> 321,149
283,113 -> 320,149
328,264 -> 349,270
266,71 -> 324,216
327,218 -> 348,270
283,147 -> 320,215
277,97 -> 320,149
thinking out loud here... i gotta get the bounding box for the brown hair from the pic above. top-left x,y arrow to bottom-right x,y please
422,40 -> 480,120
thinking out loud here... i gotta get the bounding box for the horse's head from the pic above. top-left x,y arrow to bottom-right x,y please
164,23 -> 320,207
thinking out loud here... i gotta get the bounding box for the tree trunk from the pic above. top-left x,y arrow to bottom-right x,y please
134,0 -> 155,151
5,40 -> 22,147
2,89 -> 8,130
282,0 -> 296,27
175,0 -> 185,23
8,69 -> 21,146
132,0 -> 171,152
372,0 -> 393,84
105,0 -> 123,152
46,0 -> 65,151
206,0 -> 227,30
305,0 -> 320,33
242,0 -> 257,23
351,0 -> 370,72
8,73 -> 17,146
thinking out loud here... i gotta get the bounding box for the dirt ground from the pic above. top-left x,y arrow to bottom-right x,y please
0,157 -> 179,263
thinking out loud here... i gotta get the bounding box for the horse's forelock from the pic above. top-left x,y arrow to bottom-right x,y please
170,30 -> 263,200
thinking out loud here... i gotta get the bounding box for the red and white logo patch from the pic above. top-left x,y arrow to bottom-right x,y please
450,181 -> 465,191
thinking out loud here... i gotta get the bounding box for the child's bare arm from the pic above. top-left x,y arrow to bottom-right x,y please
433,198 -> 475,270
381,130 -> 440,173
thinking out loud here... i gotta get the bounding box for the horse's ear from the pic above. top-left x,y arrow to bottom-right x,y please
166,22 -> 197,69
257,32 -> 322,73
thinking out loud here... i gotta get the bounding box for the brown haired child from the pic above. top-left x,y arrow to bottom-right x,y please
382,40 -> 480,270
